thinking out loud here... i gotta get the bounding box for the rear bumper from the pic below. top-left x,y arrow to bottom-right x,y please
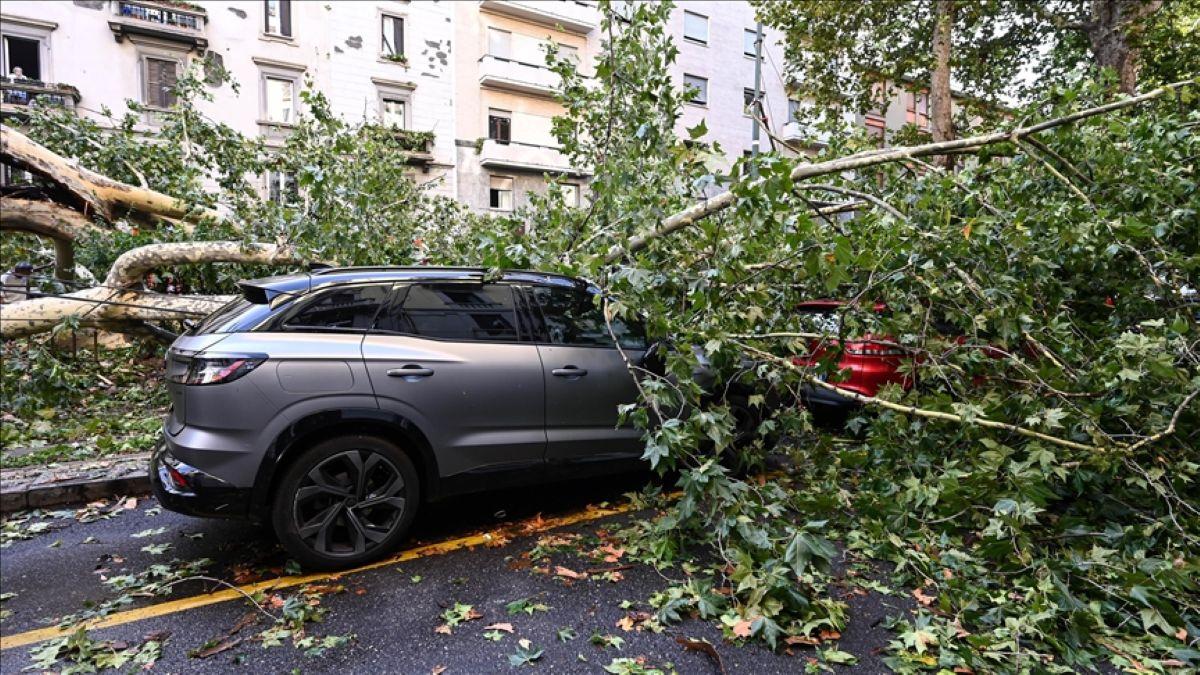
151,437 -> 254,520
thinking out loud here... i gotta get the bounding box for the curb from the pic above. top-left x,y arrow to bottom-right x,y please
0,474 -> 150,513
0,454 -> 151,514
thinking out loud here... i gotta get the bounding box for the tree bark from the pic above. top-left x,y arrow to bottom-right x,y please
0,241 -> 302,338
1,197 -> 101,282
1086,0 -> 1163,94
0,125 -> 224,228
930,0 -> 956,167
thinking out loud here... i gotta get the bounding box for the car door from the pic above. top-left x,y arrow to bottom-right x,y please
362,282 -> 546,493
522,284 -> 647,477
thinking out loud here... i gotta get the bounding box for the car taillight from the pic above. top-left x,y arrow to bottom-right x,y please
169,354 -> 267,385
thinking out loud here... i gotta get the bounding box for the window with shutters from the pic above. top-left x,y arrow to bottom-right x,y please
381,14 -> 403,57
143,57 -> 178,108
264,0 -> 292,38
906,91 -> 930,129
487,109 -> 511,144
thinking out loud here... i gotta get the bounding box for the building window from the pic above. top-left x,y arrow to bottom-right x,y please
788,98 -> 803,123
380,97 -> 406,128
267,170 -> 298,205
264,0 -> 292,37
488,109 -> 511,144
683,11 -> 708,44
557,43 -> 580,64
382,14 -> 404,58
489,176 -> 513,211
487,27 -> 511,59
264,76 -> 296,123
3,35 -> 41,81
743,87 -> 758,114
560,183 -> 580,208
143,57 -> 178,108
683,74 -> 707,105
865,115 -> 886,145
743,29 -> 758,57
906,91 -> 929,129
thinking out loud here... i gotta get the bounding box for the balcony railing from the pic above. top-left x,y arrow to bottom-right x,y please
478,55 -> 561,97
478,0 -> 597,34
0,78 -> 80,116
478,139 -> 587,176
110,0 -> 208,51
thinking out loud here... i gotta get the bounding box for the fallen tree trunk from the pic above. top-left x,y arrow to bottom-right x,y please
0,242 -> 301,338
0,196 -> 103,281
0,124 -> 226,227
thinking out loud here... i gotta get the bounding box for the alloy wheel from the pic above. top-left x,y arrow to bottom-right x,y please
292,449 -> 407,557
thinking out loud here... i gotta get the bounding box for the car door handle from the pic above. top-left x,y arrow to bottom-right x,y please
387,365 -> 434,379
552,366 -> 588,377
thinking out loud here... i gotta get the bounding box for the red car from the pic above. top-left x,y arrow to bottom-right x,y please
791,300 -> 914,419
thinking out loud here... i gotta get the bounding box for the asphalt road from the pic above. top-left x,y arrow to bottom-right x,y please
0,473 -> 911,674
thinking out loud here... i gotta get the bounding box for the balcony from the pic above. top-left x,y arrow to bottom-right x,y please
478,0 -> 597,35
0,78 -> 80,117
478,55 -> 562,97
782,121 -> 804,142
362,125 -> 436,164
109,0 -> 208,52
478,139 -> 586,176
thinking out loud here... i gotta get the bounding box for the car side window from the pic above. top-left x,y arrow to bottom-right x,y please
389,283 -> 519,342
281,284 -> 391,332
529,286 -> 647,349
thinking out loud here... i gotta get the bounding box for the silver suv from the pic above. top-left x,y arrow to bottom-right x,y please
152,267 -> 652,569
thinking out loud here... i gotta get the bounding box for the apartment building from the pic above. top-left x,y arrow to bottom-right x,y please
0,1 -> 930,213
452,0 -> 598,213
0,0 -> 457,197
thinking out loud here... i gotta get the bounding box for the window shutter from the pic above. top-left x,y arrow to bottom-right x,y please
161,61 -> 178,107
146,59 -> 162,107
280,0 -> 292,37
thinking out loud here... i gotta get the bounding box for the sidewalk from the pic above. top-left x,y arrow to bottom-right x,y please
0,452 -> 149,513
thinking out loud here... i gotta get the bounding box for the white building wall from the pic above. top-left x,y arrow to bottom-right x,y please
669,1 -> 796,170
0,0 -> 456,197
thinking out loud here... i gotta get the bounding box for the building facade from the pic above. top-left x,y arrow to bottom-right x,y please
1,1 -> 930,212
1,0 -> 457,197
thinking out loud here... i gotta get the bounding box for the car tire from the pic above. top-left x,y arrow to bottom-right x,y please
272,435 -> 420,571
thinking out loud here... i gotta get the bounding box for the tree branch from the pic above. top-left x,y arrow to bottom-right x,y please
606,79 -> 1195,262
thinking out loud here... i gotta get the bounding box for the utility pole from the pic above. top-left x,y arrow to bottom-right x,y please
750,21 -> 763,177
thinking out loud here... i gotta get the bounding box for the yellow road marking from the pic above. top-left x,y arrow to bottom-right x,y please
0,501 -> 637,651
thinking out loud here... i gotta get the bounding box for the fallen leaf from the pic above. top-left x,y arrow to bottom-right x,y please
785,635 -> 820,646
912,587 -> 936,606
431,666 -> 447,675
942,568 -> 953,580
484,622 -> 514,633
616,616 -> 636,632
1176,627 -> 1188,641
122,498 -> 138,511
732,620 -> 753,639
555,566 -> 585,580
676,637 -> 726,675
599,544 -> 625,563
434,624 -> 452,635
